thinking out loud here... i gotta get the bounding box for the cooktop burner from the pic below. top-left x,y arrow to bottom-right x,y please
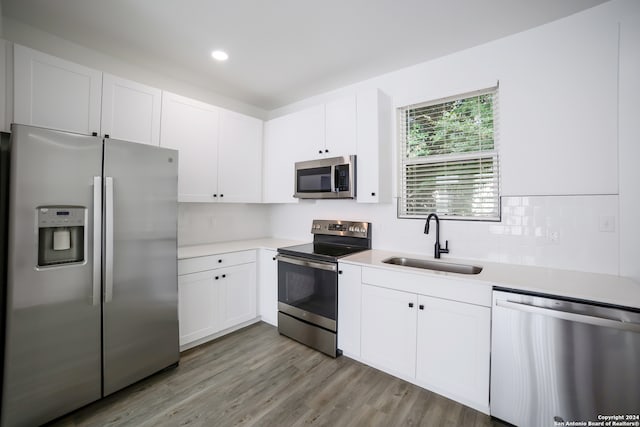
278,220 -> 372,262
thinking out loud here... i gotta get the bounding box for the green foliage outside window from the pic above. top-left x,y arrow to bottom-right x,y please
406,94 -> 494,158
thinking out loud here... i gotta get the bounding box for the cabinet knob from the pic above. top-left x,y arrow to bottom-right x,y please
218,259 -> 222,263
215,276 -> 219,280
104,134 -> 110,139
408,302 -> 414,308
91,132 -> 98,137
222,274 -> 226,278
220,194 -> 224,198
371,192 -> 376,196
213,194 -> 218,198
338,270 -> 343,274
419,304 -> 424,310
272,257 -> 276,261
318,150 -> 323,154
325,149 -> 329,153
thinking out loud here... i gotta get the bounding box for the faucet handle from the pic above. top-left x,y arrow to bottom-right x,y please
441,240 -> 450,254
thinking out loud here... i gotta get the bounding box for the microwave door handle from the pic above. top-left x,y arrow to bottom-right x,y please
331,165 -> 337,192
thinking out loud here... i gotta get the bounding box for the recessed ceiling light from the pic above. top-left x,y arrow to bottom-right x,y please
211,50 -> 229,61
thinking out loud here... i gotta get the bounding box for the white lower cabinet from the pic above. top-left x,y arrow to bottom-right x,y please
337,263 -> 362,357
257,249 -> 278,326
344,264 -> 491,415
361,284 -> 417,378
415,295 -> 490,411
219,263 -> 257,330
178,250 -> 258,350
178,270 -> 219,345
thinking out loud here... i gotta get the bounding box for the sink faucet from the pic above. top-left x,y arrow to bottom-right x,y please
424,213 -> 449,259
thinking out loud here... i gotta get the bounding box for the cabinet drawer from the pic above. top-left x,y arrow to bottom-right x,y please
179,250 -> 257,275
361,266 -> 491,307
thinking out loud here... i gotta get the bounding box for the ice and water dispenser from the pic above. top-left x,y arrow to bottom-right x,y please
37,206 -> 86,267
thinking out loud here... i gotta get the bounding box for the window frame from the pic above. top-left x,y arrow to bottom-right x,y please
397,86 -> 501,222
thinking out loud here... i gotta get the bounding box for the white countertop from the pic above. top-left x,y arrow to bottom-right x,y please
178,238 -> 305,260
342,249 -> 640,309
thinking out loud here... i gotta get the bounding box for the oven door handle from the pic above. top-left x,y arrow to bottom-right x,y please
276,254 -> 337,272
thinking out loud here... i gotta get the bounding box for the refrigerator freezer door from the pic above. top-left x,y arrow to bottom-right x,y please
102,138 -> 179,396
2,125 -> 103,427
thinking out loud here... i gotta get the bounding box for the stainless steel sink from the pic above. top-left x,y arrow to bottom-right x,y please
381,257 -> 483,275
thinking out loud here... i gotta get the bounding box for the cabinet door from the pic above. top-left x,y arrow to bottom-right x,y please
416,294 -> 490,409
101,74 -> 161,145
219,263 -> 257,330
263,105 -> 324,202
263,115 -> 298,203
325,95 -> 357,158
218,109 -> 263,203
257,249 -> 278,326
13,44 -> 102,135
178,270 -> 219,346
337,263 -> 362,357
356,88 -> 391,203
295,104 -> 326,159
160,92 -> 219,202
361,284 -> 417,378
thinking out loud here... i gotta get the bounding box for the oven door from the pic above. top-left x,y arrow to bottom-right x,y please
276,254 -> 338,332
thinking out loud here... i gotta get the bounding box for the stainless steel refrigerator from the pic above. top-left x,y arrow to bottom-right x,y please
0,124 -> 180,427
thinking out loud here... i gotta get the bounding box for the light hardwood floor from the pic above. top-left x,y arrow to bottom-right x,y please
50,322 -> 507,427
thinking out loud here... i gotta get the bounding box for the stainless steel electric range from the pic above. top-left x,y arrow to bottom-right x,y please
276,219 -> 372,357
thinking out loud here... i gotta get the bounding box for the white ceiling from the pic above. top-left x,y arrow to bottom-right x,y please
1,0 -> 609,110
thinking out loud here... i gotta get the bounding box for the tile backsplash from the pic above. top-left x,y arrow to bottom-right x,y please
268,195 -> 619,275
179,195 -> 619,275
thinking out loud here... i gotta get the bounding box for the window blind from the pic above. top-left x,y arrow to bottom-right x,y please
398,87 -> 500,220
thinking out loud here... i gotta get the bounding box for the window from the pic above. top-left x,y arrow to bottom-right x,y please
398,86 -> 500,220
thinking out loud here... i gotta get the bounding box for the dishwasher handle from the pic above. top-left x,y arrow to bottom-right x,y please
496,299 -> 640,333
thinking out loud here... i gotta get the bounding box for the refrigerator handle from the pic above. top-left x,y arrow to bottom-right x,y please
92,176 -> 102,306
105,176 -> 114,303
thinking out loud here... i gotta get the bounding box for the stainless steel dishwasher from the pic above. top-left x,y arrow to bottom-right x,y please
491,289 -> 640,427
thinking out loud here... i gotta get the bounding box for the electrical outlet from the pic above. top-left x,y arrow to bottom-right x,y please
598,215 -> 616,232
549,230 -> 559,243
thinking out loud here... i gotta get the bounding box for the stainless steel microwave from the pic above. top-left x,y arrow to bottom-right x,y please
294,155 -> 356,199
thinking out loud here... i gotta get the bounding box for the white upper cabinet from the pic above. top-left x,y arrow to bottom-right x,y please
263,106 -> 324,203
292,104 -> 326,159
323,95 -> 357,158
356,88 -> 391,203
14,44 -> 102,135
218,109 -> 263,203
13,44 -> 162,144
262,89 -> 390,204
161,91 -> 263,203
160,91 -> 220,202
101,73 -> 161,145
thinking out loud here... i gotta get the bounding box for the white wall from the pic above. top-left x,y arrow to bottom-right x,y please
268,0 -> 640,278
618,5 -> 640,281
178,203 -> 271,246
0,17 -> 267,120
